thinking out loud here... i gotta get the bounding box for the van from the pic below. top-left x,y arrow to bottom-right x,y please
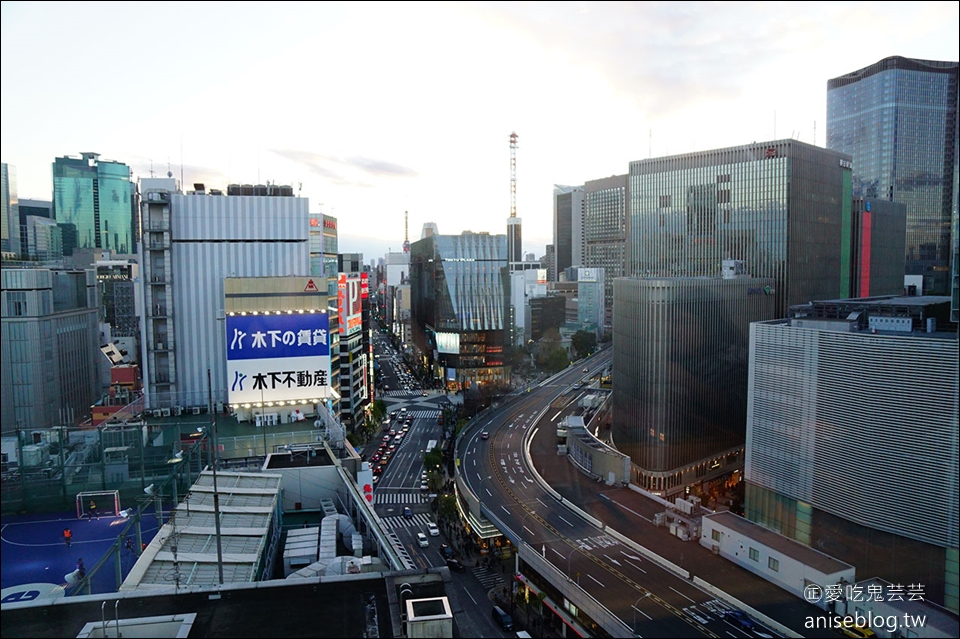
491,605 -> 514,631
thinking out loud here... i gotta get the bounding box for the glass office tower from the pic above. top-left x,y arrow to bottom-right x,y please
827,56 -> 958,295
54,152 -> 134,254
617,140 -> 852,496
410,231 -> 510,389
628,139 -> 852,316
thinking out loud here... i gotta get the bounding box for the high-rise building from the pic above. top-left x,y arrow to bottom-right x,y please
583,175 -> 627,330
139,179 -> 311,409
553,185 -> 584,276
53,153 -> 136,255
410,231 -> 510,390
627,139 -> 853,316
827,56 -> 959,295
845,198 -> 907,298
746,295 -> 958,612
337,254 -> 370,429
309,213 -> 341,417
1,267 -> 101,432
19,199 -> 53,259
616,140 -> 853,496
544,244 -> 556,282
613,273 -> 776,495
1,163 -> 20,258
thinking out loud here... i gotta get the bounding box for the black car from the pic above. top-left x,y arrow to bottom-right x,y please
445,558 -> 467,572
723,610 -> 755,631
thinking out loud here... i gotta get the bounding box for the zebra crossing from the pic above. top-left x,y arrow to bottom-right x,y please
471,565 -> 505,589
384,390 -> 422,398
407,409 -> 441,419
381,512 -> 435,530
374,492 -> 431,505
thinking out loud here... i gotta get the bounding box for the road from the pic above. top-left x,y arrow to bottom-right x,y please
459,350 -> 783,638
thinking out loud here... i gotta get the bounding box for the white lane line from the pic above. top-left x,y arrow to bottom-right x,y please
551,410 -> 563,421
632,605 -> 652,621
523,525 -> 534,536
558,515 -> 573,527
463,586 -> 477,605
670,586 -> 696,604
550,547 -> 565,560
485,488 -> 492,497
506,443 -> 511,449
607,498 -> 653,523
625,560 -> 646,573
536,498 -> 547,507
501,505 -> 510,514
586,573 -> 605,587
472,459 -> 476,466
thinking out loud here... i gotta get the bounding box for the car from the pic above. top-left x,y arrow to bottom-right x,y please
420,481 -> 429,491
388,429 -> 397,436
401,424 -> 410,432
445,558 -> 467,572
439,543 -> 453,558
583,367 -> 589,373
421,471 -> 428,481
426,522 -> 440,536
416,532 -> 429,547
382,434 -> 391,442
422,391 -> 428,396
370,453 -> 381,463
481,431 -> 489,440
400,407 -> 407,413
403,507 -> 413,519
723,610 -> 755,631
840,624 -> 877,639
390,410 -> 398,418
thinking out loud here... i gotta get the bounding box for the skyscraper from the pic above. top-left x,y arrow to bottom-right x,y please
583,175 -> 627,330
553,184 -> 584,276
1,163 -> 19,258
827,56 -> 959,295
53,152 -> 136,255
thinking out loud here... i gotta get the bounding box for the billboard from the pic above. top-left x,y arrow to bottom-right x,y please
338,273 -> 362,335
226,312 -> 331,404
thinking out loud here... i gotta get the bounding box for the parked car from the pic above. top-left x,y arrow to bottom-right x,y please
491,605 -> 514,631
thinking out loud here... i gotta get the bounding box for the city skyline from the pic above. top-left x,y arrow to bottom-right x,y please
2,1 -> 957,259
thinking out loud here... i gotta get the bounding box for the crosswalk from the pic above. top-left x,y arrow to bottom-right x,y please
384,390 -> 422,398
471,565 -> 505,589
374,492 -> 431,505
408,409 -> 441,419
381,512 -> 435,530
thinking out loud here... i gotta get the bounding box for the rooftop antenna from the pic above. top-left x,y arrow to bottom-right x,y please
402,211 -> 410,253
149,159 -> 155,178
509,132 -> 518,219
180,133 -> 184,187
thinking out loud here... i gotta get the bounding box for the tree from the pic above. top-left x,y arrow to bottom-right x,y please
571,330 -> 597,360
371,399 -> 387,423
438,494 -> 458,520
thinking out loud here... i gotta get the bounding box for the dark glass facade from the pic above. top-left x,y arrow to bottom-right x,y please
553,185 -> 582,275
529,294 -> 565,341
53,153 -> 134,254
827,56 -> 959,295
410,232 -> 510,388
612,276 -> 775,493
628,140 -> 852,317
846,198 -> 907,297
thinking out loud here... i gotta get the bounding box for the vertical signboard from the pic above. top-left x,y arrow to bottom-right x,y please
226,312 -> 330,404
338,273 -> 362,335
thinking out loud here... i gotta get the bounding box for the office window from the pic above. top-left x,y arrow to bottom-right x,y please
711,529 -> 720,542
768,557 -> 779,572
749,547 -> 759,562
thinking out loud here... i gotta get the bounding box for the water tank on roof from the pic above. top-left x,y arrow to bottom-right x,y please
280,185 -> 294,197
254,184 -> 267,196
267,185 -> 280,196
241,184 -> 254,196
227,184 -> 241,196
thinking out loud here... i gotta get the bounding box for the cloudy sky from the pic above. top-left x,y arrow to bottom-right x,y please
2,1 -> 957,259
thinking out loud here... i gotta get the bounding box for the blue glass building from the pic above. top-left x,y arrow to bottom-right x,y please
827,56 -> 958,295
53,152 -> 135,255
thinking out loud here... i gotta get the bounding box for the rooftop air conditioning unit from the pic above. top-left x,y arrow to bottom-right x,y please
152,409 -> 164,418
173,406 -> 182,416
191,406 -> 201,415
161,408 -> 171,417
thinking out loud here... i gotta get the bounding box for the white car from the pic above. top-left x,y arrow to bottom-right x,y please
417,532 -> 429,547
427,523 -> 440,537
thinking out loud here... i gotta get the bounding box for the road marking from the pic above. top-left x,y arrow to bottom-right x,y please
463,586 -> 477,605
625,560 -> 646,573
670,586 -> 696,604
605,498 -> 653,523
551,410 -> 563,421
536,498 -> 547,507
485,488 -> 492,497
586,573 -> 605,587
550,547 -> 565,559
506,443 -> 511,449
472,459 -> 476,467
631,605 -> 652,621
558,515 -> 573,527
726,633 -> 737,638
524,525 -> 534,536
501,505 -> 510,514
603,554 -> 621,566
620,551 -> 642,561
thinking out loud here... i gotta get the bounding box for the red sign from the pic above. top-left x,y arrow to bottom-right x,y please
309,218 -> 320,227
360,272 -> 369,299
323,219 -> 337,230
338,273 -> 362,335
303,279 -> 320,293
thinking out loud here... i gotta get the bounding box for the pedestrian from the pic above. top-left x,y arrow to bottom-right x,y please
125,537 -> 135,554
62,528 -> 72,547
87,499 -> 98,520
76,558 -> 86,579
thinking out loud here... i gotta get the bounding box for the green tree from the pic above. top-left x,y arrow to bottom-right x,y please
371,399 -> 387,423
424,447 -> 443,474
438,494 -> 458,520
571,330 -> 597,360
